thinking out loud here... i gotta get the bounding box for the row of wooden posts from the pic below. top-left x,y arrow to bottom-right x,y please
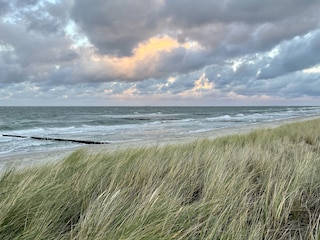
2,134 -> 109,145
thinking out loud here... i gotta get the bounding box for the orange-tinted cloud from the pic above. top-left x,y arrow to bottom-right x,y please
179,73 -> 215,98
87,36 -> 200,81
110,36 -> 181,78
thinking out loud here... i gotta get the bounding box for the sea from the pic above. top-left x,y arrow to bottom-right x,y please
0,106 -> 320,157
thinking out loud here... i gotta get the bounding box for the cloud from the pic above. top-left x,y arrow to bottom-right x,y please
258,30 -> 320,79
0,10 -> 78,84
0,1 -> 10,16
71,0 -> 319,58
1,0 -> 320,105
70,0 -> 164,56
166,3 -> 319,59
164,0 -> 319,25
46,36 -> 208,84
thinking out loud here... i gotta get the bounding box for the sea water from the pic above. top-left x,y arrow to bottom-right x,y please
0,106 -> 319,156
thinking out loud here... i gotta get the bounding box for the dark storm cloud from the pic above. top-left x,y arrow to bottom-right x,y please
14,0 -> 40,7
222,0 -> 318,23
254,72 -> 320,98
156,47 -> 217,77
0,65 -> 25,83
70,0 -> 163,56
258,30 -> 320,79
164,0 -> 319,54
25,12 -> 63,35
164,0 -> 318,25
1,21 -> 78,66
0,1 -> 10,16
21,1 -> 70,35
0,2 -> 78,85
165,2 -> 319,57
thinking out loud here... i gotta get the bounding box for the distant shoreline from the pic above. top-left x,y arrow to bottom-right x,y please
1,114 -> 320,171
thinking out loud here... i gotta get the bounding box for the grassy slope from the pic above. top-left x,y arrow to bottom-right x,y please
1,119 -> 320,240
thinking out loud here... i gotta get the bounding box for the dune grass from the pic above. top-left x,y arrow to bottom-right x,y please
1,118 -> 320,239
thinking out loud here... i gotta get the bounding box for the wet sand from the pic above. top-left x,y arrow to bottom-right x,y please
1,115 -> 319,171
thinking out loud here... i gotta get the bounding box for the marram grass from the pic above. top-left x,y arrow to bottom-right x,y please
1,119 -> 320,239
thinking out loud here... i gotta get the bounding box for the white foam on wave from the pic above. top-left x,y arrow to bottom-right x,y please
206,115 -> 233,122
105,112 -> 184,119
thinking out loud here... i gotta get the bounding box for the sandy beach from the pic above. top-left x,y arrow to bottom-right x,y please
1,114 -> 319,171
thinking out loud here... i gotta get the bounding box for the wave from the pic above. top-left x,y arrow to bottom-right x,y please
205,113 -> 272,123
206,114 -> 239,122
1,106 -> 320,156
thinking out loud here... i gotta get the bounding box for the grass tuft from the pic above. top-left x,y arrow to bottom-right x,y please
1,118 -> 320,239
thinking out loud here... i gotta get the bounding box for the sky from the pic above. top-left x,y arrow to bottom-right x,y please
0,0 -> 320,106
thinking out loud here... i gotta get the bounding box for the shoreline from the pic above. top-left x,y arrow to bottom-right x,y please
1,114 -> 320,171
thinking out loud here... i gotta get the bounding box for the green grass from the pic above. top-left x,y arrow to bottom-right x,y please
1,119 -> 320,239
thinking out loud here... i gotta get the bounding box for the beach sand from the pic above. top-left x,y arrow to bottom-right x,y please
1,115 -> 319,171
